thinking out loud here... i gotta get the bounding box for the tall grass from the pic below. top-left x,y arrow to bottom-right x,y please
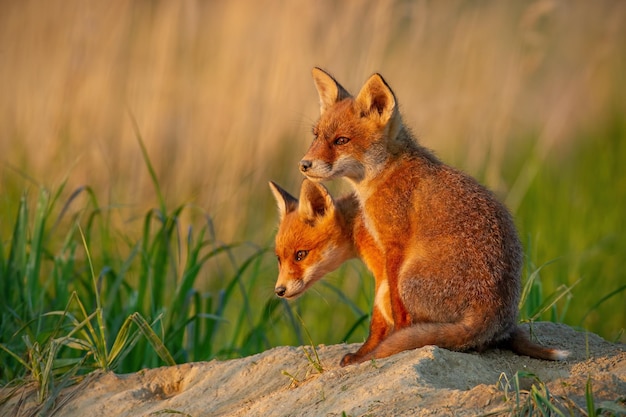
492,372 -> 626,416
511,122 -> 626,340
0,153 -> 295,391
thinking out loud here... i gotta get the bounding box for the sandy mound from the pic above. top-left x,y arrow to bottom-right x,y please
2,322 -> 625,416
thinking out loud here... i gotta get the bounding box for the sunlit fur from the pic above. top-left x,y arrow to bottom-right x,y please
298,68 -> 568,364
270,180 -> 396,365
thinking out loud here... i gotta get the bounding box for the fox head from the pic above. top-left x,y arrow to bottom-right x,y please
300,68 -> 404,184
269,179 -> 355,299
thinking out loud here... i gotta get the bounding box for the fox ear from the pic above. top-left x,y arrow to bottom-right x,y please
356,73 -> 397,125
312,67 -> 351,115
269,181 -> 298,221
298,179 -> 335,222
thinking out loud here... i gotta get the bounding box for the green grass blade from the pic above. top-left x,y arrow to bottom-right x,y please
103,242 -> 140,313
529,281 -> 578,322
107,315 -> 135,368
320,280 -> 366,317
519,259 -> 558,317
4,193 -> 28,324
55,337 -> 94,352
39,340 -> 60,402
76,225 -> 113,369
128,109 -> 166,215
0,232 -> 5,285
532,384 -> 565,417
130,313 -> 175,366
237,297 -> 282,356
579,284 -> 626,327
596,401 -> 626,416
24,189 -> 50,318
164,227 -> 224,335
0,343 -> 30,370
293,311 -> 323,373
341,314 -> 369,342
279,300 -> 304,346
586,377 -> 597,417
226,248 -> 269,351
50,185 -> 88,233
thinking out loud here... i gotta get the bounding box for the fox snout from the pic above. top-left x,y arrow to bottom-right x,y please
298,158 -> 336,181
273,279 -> 307,300
274,285 -> 287,297
299,159 -> 313,173
298,158 -> 330,181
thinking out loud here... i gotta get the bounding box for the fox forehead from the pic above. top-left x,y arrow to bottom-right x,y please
314,99 -> 372,141
275,214 -> 330,259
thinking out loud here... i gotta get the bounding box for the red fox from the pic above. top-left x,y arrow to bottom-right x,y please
290,67 -> 568,365
270,179 -> 391,364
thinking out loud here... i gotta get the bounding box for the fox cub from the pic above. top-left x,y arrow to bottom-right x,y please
270,179 -> 390,364
279,67 -> 567,365
270,179 -> 566,365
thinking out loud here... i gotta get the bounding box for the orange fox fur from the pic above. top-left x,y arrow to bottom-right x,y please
287,67 -> 568,365
270,179 -> 567,366
270,179 -> 391,363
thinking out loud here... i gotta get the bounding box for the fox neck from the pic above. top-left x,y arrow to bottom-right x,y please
334,194 -> 360,258
350,125 -> 427,192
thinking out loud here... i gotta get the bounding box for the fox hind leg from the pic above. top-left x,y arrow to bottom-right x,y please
385,255 -> 412,329
356,319 -> 492,364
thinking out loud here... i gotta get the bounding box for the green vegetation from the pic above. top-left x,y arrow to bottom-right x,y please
0,188 -> 292,399
492,371 -> 626,416
512,121 -> 626,340
0,0 -> 624,409
0,128 -> 334,400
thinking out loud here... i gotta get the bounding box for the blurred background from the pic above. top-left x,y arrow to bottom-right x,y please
1,0 -> 624,345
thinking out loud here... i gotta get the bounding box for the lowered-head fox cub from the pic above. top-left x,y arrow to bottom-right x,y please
270,179 -> 391,365
291,68 -> 567,365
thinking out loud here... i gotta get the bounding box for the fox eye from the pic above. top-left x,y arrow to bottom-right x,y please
295,250 -> 309,262
334,136 -> 350,145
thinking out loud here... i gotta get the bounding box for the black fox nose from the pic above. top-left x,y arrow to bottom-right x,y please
275,286 -> 286,297
299,160 -> 312,172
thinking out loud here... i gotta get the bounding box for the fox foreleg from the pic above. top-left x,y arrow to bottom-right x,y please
340,304 -> 392,367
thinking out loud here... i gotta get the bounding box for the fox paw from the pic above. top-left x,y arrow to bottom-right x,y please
340,352 -> 361,367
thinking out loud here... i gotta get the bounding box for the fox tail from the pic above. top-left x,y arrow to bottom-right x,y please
505,325 -> 569,361
358,322 -> 568,364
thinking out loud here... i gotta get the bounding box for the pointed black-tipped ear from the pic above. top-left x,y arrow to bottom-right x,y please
355,73 -> 397,125
269,181 -> 298,221
312,67 -> 352,115
298,178 -> 335,222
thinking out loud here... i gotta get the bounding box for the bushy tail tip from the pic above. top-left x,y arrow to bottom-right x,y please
509,326 -> 569,361
551,349 -> 570,361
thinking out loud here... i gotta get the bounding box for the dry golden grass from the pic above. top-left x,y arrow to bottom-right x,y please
0,0 -> 624,244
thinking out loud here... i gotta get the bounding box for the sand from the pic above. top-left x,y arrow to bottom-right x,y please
2,322 -> 625,416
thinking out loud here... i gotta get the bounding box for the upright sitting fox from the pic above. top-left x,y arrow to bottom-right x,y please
271,68 -> 567,366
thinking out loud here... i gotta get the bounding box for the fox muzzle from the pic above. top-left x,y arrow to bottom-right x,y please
299,160 -> 313,173
274,286 -> 287,297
